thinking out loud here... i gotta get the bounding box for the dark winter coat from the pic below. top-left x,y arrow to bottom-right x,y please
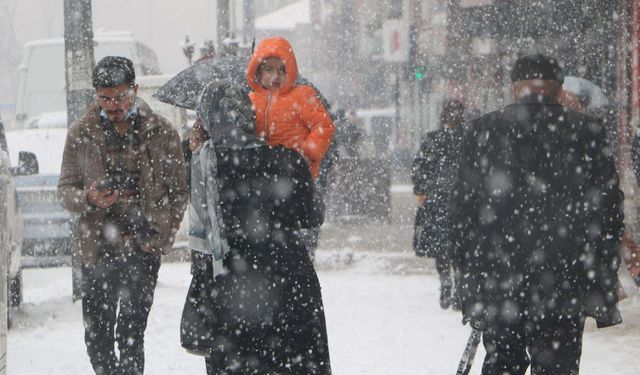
182,82 -> 331,374
411,127 -> 462,257
204,146 -> 330,374
449,95 -> 624,330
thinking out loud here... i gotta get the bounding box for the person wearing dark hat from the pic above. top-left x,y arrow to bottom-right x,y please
449,54 -> 624,374
58,56 -> 188,375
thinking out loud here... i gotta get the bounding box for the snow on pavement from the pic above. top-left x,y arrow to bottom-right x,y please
7,260 -> 640,374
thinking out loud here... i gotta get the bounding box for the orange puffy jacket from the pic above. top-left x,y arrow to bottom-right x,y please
246,37 -> 335,178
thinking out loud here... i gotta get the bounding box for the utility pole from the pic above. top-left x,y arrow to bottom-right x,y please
217,0 -> 230,46
242,0 -> 255,46
63,0 -> 94,301
64,0 -> 95,127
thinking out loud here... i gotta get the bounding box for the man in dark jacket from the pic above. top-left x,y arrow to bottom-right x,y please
58,56 -> 188,375
449,54 -> 624,375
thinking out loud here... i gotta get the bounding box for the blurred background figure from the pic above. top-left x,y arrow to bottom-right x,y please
196,39 -> 216,62
334,108 -> 362,160
558,76 -> 640,290
411,99 -> 465,310
560,75 -> 617,151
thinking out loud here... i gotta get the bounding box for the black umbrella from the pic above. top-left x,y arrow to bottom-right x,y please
153,55 -> 249,110
154,54 -> 334,118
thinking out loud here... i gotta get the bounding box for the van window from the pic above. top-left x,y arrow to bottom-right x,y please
94,40 -> 160,74
24,44 -> 67,120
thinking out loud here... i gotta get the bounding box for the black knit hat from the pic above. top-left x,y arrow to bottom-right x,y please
511,54 -> 564,84
92,56 -> 136,88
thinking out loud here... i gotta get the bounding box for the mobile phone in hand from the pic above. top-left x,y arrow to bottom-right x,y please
96,179 -> 118,191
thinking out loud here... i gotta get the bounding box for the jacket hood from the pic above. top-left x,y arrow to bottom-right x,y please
197,81 -> 265,150
246,37 -> 299,94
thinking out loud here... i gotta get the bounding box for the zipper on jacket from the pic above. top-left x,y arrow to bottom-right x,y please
264,92 -> 273,141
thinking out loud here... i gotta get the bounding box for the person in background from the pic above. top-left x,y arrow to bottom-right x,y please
196,39 -> 216,62
449,54 -> 624,374
559,83 -> 639,292
334,109 -> 362,159
314,108 -> 353,199
183,81 -> 331,374
58,56 -> 189,375
411,99 -> 465,310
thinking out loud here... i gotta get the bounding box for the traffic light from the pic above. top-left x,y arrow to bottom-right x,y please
414,65 -> 431,94
414,65 -> 426,80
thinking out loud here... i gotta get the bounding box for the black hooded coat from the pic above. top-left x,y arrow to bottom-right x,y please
182,82 -> 331,374
411,126 -> 463,257
449,96 -> 624,329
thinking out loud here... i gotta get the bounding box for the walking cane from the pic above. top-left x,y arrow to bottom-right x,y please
456,327 -> 482,375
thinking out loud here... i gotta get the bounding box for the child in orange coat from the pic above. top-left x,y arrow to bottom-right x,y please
246,36 -> 335,178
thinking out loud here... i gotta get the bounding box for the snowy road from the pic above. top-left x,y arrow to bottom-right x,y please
7,259 -> 640,374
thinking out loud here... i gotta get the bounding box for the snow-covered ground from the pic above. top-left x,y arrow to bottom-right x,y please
7,257 -> 640,374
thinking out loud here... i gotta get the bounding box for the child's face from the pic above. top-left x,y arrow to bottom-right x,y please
257,57 -> 286,90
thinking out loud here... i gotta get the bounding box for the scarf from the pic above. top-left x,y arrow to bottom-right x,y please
188,81 -> 266,278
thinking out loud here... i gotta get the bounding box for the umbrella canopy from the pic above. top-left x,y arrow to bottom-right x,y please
153,55 -> 334,117
153,55 -> 249,110
562,76 -> 610,111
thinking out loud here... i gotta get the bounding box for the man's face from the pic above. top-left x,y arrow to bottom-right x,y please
96,83 -> 138,123
257,57 -> 286,91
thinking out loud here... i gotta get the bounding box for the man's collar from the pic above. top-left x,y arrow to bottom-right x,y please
99,103 -> 138,122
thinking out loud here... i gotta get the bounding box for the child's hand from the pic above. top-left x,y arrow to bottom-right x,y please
416,195 -> 427,206
189,117 -> 209,151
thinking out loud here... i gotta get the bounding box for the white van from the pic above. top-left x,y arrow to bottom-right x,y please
14,31 -> 161,130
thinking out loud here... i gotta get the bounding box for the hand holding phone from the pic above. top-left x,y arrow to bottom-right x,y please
96,178 -> 119,192
87,181 -> 119,209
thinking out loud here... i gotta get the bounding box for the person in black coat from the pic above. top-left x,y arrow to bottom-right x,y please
449,54 -> 624,375
412,99 -> 465,309
181,81 -> 332,375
